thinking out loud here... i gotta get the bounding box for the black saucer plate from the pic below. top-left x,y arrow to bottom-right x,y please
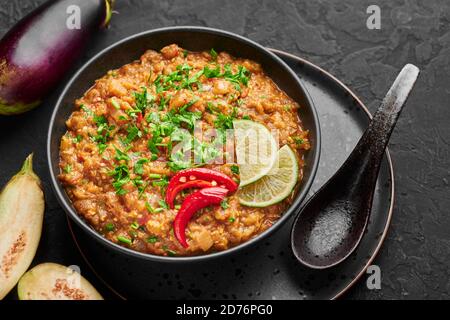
68,49 -> 394,300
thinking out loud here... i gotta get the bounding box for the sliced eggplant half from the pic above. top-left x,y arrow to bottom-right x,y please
0,154 -> 44,299
18,263 -> 103,300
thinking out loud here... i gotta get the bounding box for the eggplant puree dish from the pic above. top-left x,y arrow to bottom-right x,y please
59,44 -> 310,256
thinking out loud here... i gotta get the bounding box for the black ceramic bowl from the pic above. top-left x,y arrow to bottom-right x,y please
47,26 -> 321,263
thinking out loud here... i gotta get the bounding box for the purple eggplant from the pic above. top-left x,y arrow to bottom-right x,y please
0,0 -> 114,115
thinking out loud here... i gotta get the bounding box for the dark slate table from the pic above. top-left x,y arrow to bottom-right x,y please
1,0 -> 449,300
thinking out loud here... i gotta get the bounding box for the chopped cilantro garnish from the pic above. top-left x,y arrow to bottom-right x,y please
293,136 -> 305,145
125,125 -> 142,144
147,236 -> 159,243
230,165 -> 239,174
93,114 -> 107,127
203,65 -> 221,78
145,202 -> 156,213
210,48 -> 218,61
80,104 -> 93,117
134,158 -> 149,175
105,222 -> 115,232
153,64 -> 203,93
128,230 -> 138,239
152,177 -> 169,188
114,146 -> 130,162
132,177 -> 149,197
206,102 -> 219,113
146,112 -> 160,124
193,137 -> 222,164
117,235 -> 132,245
92,114 -> 114,154
63,164 -> 72,174
73,134 -> 83,143
220,199 -> 229,209
134,87 -> 152,112
214,107 -> 237,131
130,221 -> 140,230
203,64 -> 251,91
158,199 -> 169,209
163,246 -> 177,256
109,164 -> 130,195
159,95 -> 170,110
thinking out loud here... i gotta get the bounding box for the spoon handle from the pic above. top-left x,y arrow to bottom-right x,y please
363,64 -> 419,155
347,64 -> 420,175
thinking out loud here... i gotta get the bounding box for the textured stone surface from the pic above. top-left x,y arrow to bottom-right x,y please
0,0 -> 449,300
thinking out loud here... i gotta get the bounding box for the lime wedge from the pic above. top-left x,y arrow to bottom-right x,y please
238,145 -> 298,207
233,120 -> 278,187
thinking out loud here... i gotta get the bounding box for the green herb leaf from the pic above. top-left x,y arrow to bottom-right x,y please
230,165 -> 240,174
109,164 -> 130,195
92,114 -> 114,154
134,158 -> 149,175
117,235 -> 132,245
63,164 -> 72,174
73,134 -> 83,143
147,236 -> 159,243
220,199 -> 229,209
114,146 -> 130,162
203,65 -> 221,78
163,245 -> 177,256
80,104 -> 93,117
105,222 -> 115,232
210,48 -> 218,61
206,102 -> 219,113
134,87 -> 152,112
130,221 -> 140,230
152,177 -> 169,188
158,199 -> 169,209
202,64 -> 251,91
293,136 -> 304,145
214,107 -> 237,131
125,125 -> 142,144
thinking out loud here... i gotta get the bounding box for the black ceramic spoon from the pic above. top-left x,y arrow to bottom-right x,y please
291,64 -> 420,269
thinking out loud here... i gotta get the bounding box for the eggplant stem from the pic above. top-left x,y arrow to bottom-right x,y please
18,154 -> 40,183
102,0 -> 115,28
20,154 -> 34,174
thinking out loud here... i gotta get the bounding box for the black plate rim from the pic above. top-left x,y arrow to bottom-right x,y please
68,48 -> 395,300
47,26 -> 321,263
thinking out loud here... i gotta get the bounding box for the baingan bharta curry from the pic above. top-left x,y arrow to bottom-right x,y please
59,44 -> 310,256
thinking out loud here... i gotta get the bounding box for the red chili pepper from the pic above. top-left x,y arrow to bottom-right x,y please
165,168 -> 238,209
166,180 -> 213,209
136,112 -> 143,123
173,187 -> 228,248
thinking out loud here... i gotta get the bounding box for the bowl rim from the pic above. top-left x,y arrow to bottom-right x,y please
47,26 -> 321,263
